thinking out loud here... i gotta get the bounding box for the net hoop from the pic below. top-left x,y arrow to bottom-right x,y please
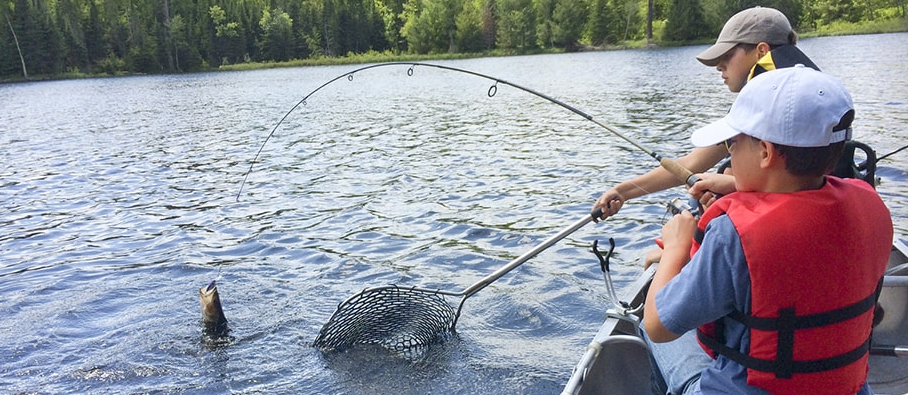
313,285 -> 457,352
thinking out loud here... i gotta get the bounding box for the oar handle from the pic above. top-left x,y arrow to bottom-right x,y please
460,208 -> 602,297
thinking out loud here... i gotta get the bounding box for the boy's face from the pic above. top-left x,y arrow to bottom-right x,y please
715,46 -> 761,93
726,134 -> 763,191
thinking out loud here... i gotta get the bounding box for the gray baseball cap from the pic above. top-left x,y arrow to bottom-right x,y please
696,7 -> 793,67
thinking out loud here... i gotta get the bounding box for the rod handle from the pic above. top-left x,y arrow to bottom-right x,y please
660,157 -> 723,200
659,157 -> 698,187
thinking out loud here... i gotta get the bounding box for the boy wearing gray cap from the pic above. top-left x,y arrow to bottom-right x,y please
642,66 -> 892,394
592,7 -> 818,219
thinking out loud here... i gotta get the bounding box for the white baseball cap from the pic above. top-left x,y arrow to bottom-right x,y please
690,65 -> 853,148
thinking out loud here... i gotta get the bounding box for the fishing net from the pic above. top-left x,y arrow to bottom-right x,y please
313,285 -> 457,352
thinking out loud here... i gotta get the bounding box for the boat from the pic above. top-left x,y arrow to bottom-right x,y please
561,237 -> 908,395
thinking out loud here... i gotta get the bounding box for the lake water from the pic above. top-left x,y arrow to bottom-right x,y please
1,33 -> 906,394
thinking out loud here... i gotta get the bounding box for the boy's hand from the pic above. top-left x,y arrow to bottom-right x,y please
690,173 -> 736,208
660,210 -> 696,264
592,189 -> 623,222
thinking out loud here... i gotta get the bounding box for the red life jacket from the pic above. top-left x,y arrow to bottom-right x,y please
691,177 -> 892,395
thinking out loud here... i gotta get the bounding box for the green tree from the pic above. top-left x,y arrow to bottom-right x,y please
533,0 -> 555,48
2,0 -> 26,77
341,0 -> 388,54
551,0 -> 584,49
480,0 -> 496,49
258,8 -> 293,61
10,0 -> 65,75
812,0 -> 862,24
84,0 -> 106,71
375,0 -> 406,52
169,14 -> 204,70
209,5 -> 244,64
616,0 -> 643,40
586,0 -> 621,45
294,0 -> 325,57
55,0 -> 88,72
455,0 -> 484,51
663,0 -> 709,41
699,0 -> 797,34
497,0 -> 536,49
401,0 -> 458,54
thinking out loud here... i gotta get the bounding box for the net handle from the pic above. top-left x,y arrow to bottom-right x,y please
460,208 -> 601,298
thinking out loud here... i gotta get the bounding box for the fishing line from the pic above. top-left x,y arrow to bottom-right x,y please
235,62 -> 697,201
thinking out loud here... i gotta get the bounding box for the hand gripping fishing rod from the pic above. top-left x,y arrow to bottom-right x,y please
236,62 -> 700,201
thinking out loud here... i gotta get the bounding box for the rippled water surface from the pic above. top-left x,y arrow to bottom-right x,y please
1,33 -> 907,394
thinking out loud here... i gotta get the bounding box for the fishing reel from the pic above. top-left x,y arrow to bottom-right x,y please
665,197 -> 702,219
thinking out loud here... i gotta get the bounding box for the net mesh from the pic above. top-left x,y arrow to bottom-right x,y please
313,285 -> 457,352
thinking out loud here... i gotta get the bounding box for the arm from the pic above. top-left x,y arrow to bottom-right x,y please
593,145 -> 728,218
644,210 -> 696,342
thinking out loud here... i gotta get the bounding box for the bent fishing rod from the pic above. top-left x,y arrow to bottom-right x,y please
236,62 -> 699,201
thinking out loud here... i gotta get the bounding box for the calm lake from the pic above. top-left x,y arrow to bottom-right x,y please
1,33 -> 906,394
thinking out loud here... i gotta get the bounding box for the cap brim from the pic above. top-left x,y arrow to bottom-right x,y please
696,42 -> 738,67
690,117 -> 741,147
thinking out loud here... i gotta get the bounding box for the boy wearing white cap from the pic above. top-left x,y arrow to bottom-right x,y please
592,7 -> 818,219
641,67 -> 892,394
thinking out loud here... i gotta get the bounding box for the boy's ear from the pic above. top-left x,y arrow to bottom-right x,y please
759,140 -> 780,169
756,42 -> 772,58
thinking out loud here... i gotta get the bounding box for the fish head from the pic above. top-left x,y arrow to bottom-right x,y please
199,280 -> 228,334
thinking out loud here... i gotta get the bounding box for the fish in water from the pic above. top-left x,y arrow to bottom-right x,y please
199,280 -> 229,337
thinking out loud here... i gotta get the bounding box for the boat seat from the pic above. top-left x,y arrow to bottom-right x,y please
578,335 -> 653,395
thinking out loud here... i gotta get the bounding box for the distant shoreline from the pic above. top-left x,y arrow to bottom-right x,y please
4,27 -> 906,84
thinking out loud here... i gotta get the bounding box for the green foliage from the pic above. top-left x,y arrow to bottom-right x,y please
806,15 -> 908,35
401,0 -> 458,54
497,0 -> 537,49
95,53 -> 124,74
551,0 -> 585,49
663,0 -> 709,41
258,8 -> 293,61
533,0 -> 555,48
9,0 -> 65,76
375,0 -> 405,52
127,45 -> 160,73
0,0 -> 906,79
455,0 -> 484,52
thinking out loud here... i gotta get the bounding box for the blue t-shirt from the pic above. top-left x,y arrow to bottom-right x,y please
655,215 -> 874,395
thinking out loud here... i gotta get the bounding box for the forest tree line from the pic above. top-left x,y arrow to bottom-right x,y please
1,0 -> 906,78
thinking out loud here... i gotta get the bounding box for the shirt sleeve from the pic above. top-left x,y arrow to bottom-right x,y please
655,214 -> 751,335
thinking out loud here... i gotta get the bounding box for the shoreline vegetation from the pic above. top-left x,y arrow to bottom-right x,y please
4,17 -> 907,83
222,28 -> 908,74
217,17 -> 908,73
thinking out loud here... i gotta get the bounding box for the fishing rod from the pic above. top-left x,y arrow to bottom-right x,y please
235,62 -> 699,201
863,143 -> 908,170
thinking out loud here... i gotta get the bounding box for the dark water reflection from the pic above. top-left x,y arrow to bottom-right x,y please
1,33 -> 906,394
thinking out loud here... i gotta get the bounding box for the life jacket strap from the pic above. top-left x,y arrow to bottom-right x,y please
696,280 -> 883,379
728,285 -> 879,331
696,329 -> 870,378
